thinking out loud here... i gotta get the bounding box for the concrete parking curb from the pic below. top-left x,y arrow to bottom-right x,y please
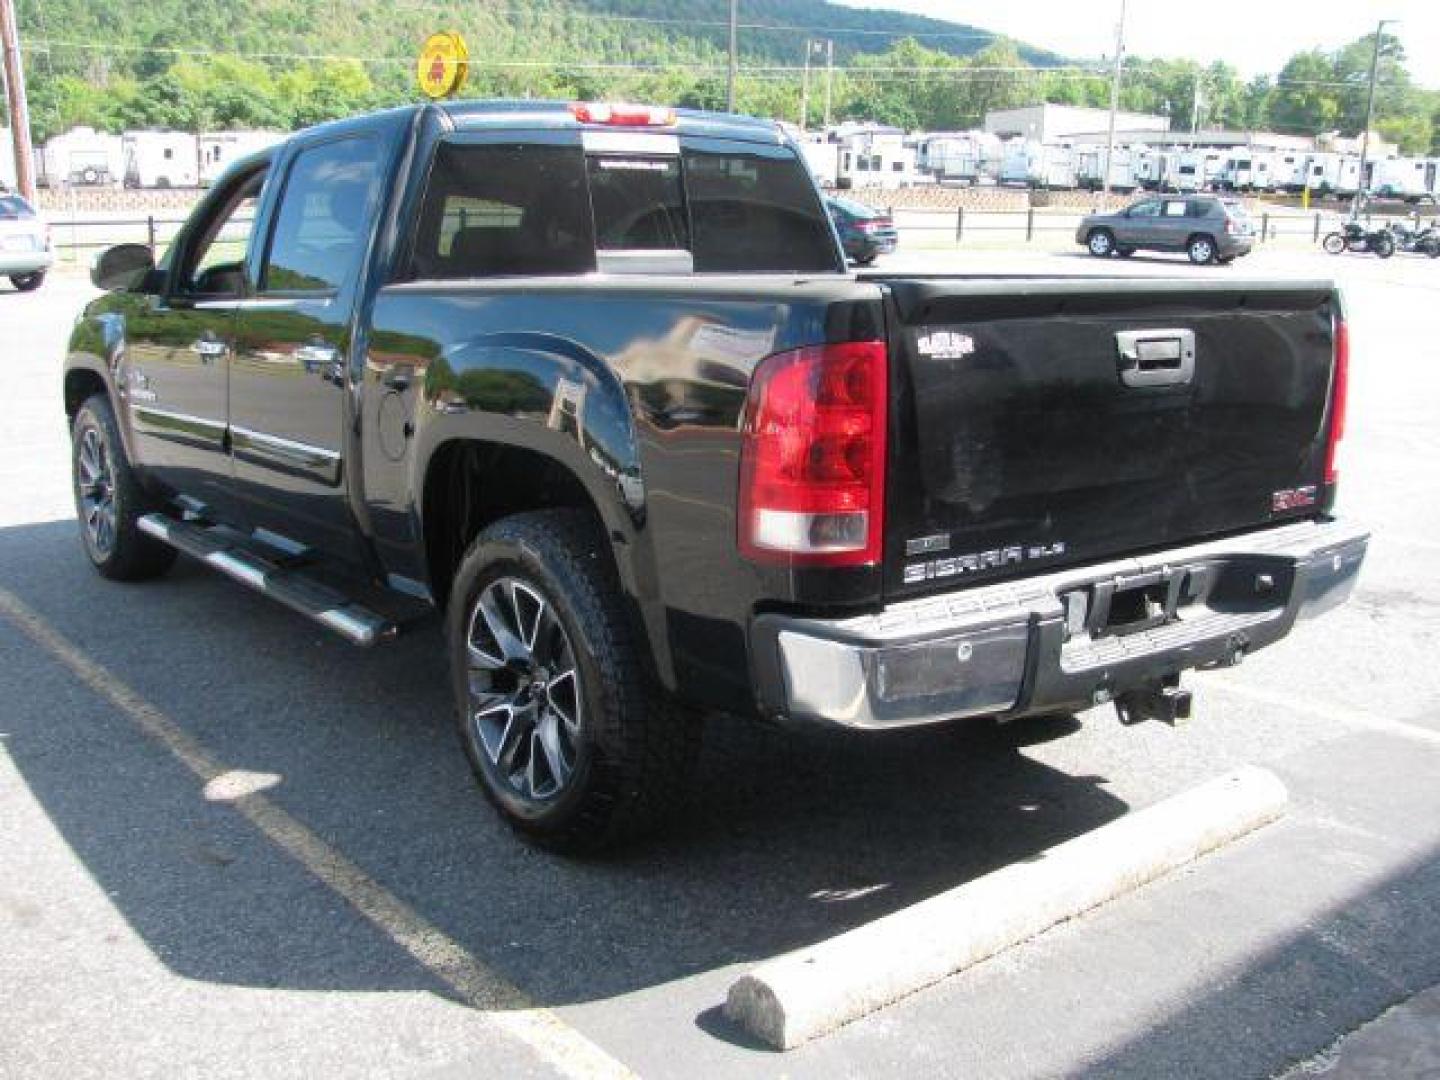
724,764 -> 1289,1050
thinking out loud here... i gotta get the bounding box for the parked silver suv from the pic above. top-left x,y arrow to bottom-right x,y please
1077,194 -> 1255,265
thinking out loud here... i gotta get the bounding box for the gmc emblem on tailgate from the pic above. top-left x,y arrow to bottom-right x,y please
1272,486 -> 1318,512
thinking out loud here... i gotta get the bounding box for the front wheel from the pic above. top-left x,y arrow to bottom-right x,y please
10,272 -> 44,291
1186,235 -> 1217,265
1374,235 -> 1395,259
71,394 -> 176,581
448,509 -> 700,852
1086,229 -> 1115,257
1321,232 -> 1347,255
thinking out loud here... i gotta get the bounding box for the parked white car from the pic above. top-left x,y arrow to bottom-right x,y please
0,193 -> 52,291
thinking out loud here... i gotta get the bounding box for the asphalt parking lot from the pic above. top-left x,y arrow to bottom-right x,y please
3,245 -> 1440,1079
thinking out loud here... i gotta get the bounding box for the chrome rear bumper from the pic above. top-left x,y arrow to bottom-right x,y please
751,518 -> 1368,730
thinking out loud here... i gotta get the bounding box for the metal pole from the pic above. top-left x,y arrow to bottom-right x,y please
800,40 -> 811,130
0,0 -> 37,202
823,39 -> 834,128
1358,20 -> 1393,197
1101,0 -> 1128,199
726,0 -> 738,113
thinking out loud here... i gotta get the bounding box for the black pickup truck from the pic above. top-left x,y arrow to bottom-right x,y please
66,100 -> 1367,850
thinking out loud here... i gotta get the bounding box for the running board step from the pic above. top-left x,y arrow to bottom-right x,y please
138,513 -> 398,647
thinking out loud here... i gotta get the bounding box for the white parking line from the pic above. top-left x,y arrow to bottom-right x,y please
1212,680 -> 1440,747
0,585 -> 635,1080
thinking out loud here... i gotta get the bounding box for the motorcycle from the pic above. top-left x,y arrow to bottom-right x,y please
1390,218 -> 1440,258
1322,220 -> 1396,258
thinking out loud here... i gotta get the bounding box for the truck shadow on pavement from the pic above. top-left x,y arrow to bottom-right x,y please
0,518 -> 1129,1009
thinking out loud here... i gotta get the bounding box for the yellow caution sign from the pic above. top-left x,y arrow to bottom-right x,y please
417,31 -> 469,99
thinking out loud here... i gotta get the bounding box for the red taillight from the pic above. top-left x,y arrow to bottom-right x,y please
1325,317 -> 1348,487
569,101 -> 676,127
738,341 -> 888,567
857,219 -> 891,233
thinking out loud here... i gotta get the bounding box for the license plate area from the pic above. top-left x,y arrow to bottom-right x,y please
1092,570 -> 1182,637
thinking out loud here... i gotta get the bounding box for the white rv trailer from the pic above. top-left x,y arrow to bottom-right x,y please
198,131 -> 285,186
999,140 -> 1077,190
1272,152 -> 1308,193
123,131 -> 200,188
1371,157 -> 1439,201
798,140 -> 840,188
1075,146 -> 1139,192
1304,153 -> 1363,196
36,127 -> 125,188
1220,151 -> 1277,192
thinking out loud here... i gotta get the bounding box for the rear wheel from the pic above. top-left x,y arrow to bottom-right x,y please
70,394 -> 176,581
1374,234 -> 1396,259
1321,232 -> 1347,255
1087,229 -> 1115,257
10,272 -> 44,292
1186,234 -> 1217,265
448,509 -> 700,853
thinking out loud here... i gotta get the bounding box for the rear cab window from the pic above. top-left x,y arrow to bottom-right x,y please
405,129 -> 841,280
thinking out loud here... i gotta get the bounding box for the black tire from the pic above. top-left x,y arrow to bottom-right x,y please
1424,240 -> 1440,259
1086,229 -> 1115,257
1116,246 -> 1136,258
71,394 -> 177,581
447,509 -> 700,853
10,272 -> 44,291
1322,232 -> 1347,255
1186,234 -> 1217,265
854,254 -> 876,267
1374,234 -> 1395,259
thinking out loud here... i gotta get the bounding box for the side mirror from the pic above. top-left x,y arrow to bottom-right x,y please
91,243 -> 156,293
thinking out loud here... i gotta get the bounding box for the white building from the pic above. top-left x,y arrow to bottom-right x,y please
123,131 -> 200,188
985,104 -> 1169,143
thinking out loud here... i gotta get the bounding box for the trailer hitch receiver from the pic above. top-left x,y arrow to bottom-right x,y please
1115,674 -> 1192,727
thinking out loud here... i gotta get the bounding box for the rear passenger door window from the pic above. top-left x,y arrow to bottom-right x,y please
409,142 -> 594,279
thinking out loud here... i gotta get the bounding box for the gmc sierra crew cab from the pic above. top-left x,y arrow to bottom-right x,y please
65,100 -> 1368,851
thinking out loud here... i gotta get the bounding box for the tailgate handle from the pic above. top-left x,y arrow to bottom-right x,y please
1115,329 -> 1196,387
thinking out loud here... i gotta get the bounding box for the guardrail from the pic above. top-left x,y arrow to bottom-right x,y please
40,207 -> 1435,263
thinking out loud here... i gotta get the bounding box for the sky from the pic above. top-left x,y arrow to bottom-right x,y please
836,0 -> 1440,88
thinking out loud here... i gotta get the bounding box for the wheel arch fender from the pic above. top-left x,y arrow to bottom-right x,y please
407,331 -> 671,683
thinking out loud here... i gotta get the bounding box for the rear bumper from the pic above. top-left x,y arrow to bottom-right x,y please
751,518 -> 1368,730
0,250 -> 53,275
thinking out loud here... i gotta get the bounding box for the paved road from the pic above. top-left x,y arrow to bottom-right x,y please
2,249 -> 1439,1079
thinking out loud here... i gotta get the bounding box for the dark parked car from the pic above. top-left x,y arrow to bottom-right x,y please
1077,194 -> 1255,264
66,100 -> 1364,852
825,196 -> 897,264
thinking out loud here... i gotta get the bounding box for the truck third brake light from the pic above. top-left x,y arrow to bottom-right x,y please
569,102 -> 677,127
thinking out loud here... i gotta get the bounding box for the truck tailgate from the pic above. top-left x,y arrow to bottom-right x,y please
878,277 -> 1341,601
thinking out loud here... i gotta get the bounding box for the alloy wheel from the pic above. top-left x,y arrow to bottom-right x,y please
464,577 -> 583,801
77,425 -> 117,556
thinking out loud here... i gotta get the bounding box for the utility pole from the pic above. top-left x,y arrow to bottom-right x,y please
800,39 -> 812,130
1358,19 -> 1396,197
1101,0 -> 1127,198
0,0 -> 37,201
822,39 -> 834,128
1190,76 -> 1203,147
726,0 -> 738,113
